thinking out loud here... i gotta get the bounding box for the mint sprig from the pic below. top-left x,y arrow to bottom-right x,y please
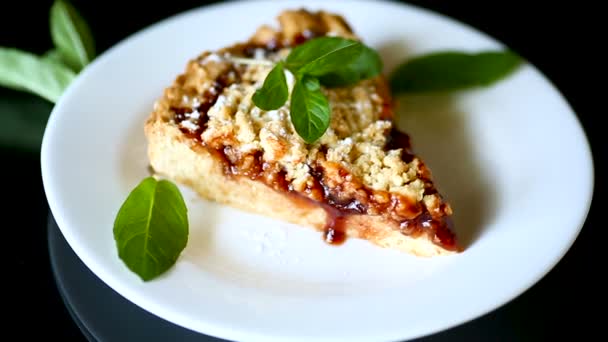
0,0 -> 95,152
0,0 -> 94,103
252,37 -> 383,143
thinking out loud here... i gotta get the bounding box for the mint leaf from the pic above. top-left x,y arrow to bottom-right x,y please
290,76 -> 330,144
389,50 -> 522,94
286,37 -> 362,76
50,0 -> 95,71
251,37 -> 386,143
252,62 -> 289,110
319,44 -> 383,87
0,48 -> 76,103
113,177 -> 189,282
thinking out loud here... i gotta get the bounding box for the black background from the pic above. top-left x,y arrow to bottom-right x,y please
1,1 -> 603,341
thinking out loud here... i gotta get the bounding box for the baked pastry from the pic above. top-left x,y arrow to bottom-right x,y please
144,9 -> 461,256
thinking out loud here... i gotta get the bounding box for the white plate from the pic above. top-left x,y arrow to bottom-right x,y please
41,0 -> 594,341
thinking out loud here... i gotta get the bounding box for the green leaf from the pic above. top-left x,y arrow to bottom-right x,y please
50,0 -> 95,71
290,76 -> 330,144
252,62 -> 289,110
389,50 -> 522,94
113,177 -> 189,282
286,37 -> 362,77
0,47 -> 76,103
319,44 -> 383,87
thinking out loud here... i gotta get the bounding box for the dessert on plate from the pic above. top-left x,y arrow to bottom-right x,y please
145,9 -> 461,256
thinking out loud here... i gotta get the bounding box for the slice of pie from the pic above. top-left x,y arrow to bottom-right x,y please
144,9 -> 461,256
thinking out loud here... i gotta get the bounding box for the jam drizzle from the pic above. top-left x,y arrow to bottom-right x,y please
306,158 -> 457,250
173,67 -> 240,141
309,166 -> 356,245
386,129 -> 414,163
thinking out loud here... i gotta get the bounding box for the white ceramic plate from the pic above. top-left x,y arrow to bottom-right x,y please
41,0 -> 594,341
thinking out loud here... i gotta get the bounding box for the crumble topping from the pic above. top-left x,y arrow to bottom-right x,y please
152,9 -> 448,221
159,49 -> 438,208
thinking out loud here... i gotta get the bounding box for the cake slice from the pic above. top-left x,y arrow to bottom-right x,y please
144,9 -> 461,256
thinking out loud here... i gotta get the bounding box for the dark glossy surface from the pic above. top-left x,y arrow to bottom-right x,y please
2,1 -> 603,341
48,215 -> 223,342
